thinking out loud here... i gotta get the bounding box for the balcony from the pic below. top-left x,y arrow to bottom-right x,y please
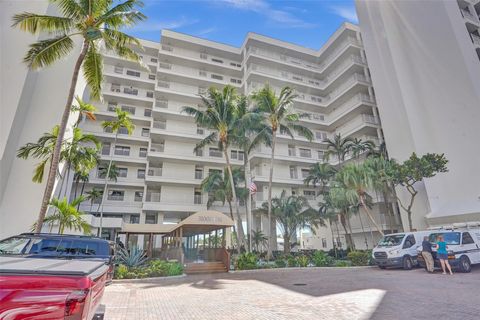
471,33 -> 480,46
334,113 -> 379,137
105,84 -> 154,101
143,193 -> 207,212
103,65 -> 156,84
148,167 -> 163,176
461,8 -> 478,24
83,214 -> 124,228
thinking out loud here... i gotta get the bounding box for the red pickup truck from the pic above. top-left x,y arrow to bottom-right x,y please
0,256 -> 108,320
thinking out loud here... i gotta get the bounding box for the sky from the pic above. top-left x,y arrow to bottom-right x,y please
126,0 -> 358,50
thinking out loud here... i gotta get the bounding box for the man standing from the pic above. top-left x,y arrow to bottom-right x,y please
421,236 -> 434,273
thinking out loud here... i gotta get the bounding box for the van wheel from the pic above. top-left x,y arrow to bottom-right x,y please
459,256 -> 471,273
403,256 -> 413,270
379,266 -> 386,269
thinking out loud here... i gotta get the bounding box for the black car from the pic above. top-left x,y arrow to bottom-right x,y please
0,233 -> 115,282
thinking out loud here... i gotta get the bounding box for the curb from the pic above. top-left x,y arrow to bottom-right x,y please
228,266 -> 375,274
112,274 -> 187,283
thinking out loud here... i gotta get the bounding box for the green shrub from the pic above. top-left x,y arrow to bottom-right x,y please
236,252 -> 258,270
114,264 -> 129,279
113,259 -> 184,279
312,250 -> 334,267
286,255 -> 297,267
274,259 -> 287,268
296,255 -> 309,267
347,251 -> 370,266
116,247 -> 148,268
334,260 -> 352,267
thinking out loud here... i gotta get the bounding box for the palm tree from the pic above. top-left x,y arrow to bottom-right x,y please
327,186 -> 357,249
98,162 -> 120,182
350,138 -> 375,159
12,0 -> 146,232
233,96 -> 271,251
318,197 -> 342,255
41,196 -> 90,234
72,96 -> 97,127
251,229 -> 268,252
182,86 -> 246,247
324,134 -> 353,165
73,171 -> 90,200
336,162 -> 385,236
251,85 -> 313,258
85,188 -> 103,213
201,168 -> 245,246
304,162 -> 336,194
257,190 -> 324,254
98,108 -> 134,235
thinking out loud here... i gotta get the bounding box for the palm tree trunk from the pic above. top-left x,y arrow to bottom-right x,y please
35,41 -> 89,233
284,233 -> 290,254
339,213 -> 353,249
99,132 -> 118,237
226,199 -> 238,246
346,216 -> 356,250
357,209 -> 369,249
267,131 -> 276,259
244,152 -> 252,252
76,181 -> 86,210
329,221 -> 337,256
223,147 -> 244,247
62,164 -> 72,199
360,195 -> 385,236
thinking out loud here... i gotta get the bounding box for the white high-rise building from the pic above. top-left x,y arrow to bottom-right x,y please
356,0 -> 480,230
75,22 -> 399,249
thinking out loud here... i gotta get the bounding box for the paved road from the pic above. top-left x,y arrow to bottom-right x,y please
103,266 -> 480,320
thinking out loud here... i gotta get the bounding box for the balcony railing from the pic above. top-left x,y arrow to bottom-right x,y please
152,120 -> 167,129
146,192 -> 161,202
194,195 -> 202,204
209,149 -> 223,158
150,143 -> 164,152
471,33 -> 480,45
148,168 -> 163,176
461,8 -> 476,22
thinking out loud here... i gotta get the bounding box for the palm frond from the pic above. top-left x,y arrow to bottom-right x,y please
83,44 -> 103,100
11,13 -> 73,34
51,0 -> 86,19
24,35 -> 74,69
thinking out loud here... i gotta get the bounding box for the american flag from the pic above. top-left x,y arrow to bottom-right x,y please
248,182 -> 257,194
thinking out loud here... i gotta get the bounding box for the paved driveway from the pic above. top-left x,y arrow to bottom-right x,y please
103,266 -> 480,320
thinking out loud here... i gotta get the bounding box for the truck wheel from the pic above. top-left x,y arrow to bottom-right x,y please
403,256 -> 413,270
459,256 -> 471,273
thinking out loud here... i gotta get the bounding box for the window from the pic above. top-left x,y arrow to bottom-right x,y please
126,70 -> 140,77
159,62 -> 171,69
157,80 -> 170,88
462,232 -> 475,245
145,213 -> 157,224
200,53 -> 208,59
151,57 -> 158,63
211,58 -> 223,64
139,148 -> 147,158
141,128 -> 150,137
103,127 -> 113,133
198,87 -> 207,95
118,127 -> 129,135
117,168 -> 128,178
195,166 -> 203,179
301,169 -> 310,178
123,87 -> 138,95
121,105 -> 136,115
199,70 -> 207,77
134,191 -> 143,202
153,120 -> 166,129
148,74 -> 156,80
209,148 -> 222,157
336,237 -> 342,248
322,238 -> 327,248
130,215 -> 140,224
403,234 -> 415,248
107,103 -> 117,112
303,190 -> 315,200
211,74 -> 223,80
230,78 -> 242,84
429,232 -> 461,245
144,109 -> 152,117
231,150 -> 244,161
108,190 -> 124,201
156,99 -> 168,108
114,65 -> 123,73
101,142 -> 111,156
288,145 -> 296,156
194,190 -> 202,204
289,166 -> 298,179
111,84 -> 121,92
196,126 -> 205,135
195,148 -> 203,157
230,62 -> 241,68
299,148 -> 312,158
146,91 -> 154,98
137,169 -> 146,179
317,150 -> 324,159
161,45 -> 173,52
114,145 -> 130,156
316,131 -> 328,141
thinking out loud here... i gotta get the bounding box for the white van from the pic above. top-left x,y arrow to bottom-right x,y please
416,223 -> 480,273
372,231 -> 431,270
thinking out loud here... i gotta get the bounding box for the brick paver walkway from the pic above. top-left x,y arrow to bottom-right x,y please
103,266 -> 480,320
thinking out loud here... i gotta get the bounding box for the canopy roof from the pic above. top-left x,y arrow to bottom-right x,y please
121,210 -> 234,236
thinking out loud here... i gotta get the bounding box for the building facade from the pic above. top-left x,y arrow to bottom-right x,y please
75,22 -> 400,250
356,0 -> 480,230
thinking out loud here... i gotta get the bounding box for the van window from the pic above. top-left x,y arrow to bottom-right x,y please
0,237 -> 31,254
429,232 -> 460,245
462,232 -> 474,245
377,234 -> 405,247
403,234 -> 415,248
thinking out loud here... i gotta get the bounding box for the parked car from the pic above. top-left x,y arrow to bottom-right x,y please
372,231 -> 431,269
416,225 -> 480,273
0,233 -> 115,283
0,256 -> 108,319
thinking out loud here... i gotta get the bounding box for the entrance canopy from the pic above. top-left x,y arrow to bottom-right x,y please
120,210 -> 234,236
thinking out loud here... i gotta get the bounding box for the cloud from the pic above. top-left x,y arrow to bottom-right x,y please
194,27 -> 217,36
219,0 -> 315,28
130,16 -> 199,32
329,5 -> 358,24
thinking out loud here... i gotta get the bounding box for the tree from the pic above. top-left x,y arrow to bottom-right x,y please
257,190 -> 324,254
304,162 -> 336,194
98,163 -> 120,182
251,85 -> 313,258
350,138 -> 375,159
327,186 -> 357,249
13,0 -> 146,232
233,96 -> 271,252
41,196 -> 90,234
182,86 -> 246,247
251,229 -> 268,252
73,171 -> 90,200
324,134 -> 353,165
98,108 -> 134,236
201,168 -> 245,244
71,96 -> 97,127
336,162 -> 385,236
85,188 -> 103,213
386,153 -> 448,231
